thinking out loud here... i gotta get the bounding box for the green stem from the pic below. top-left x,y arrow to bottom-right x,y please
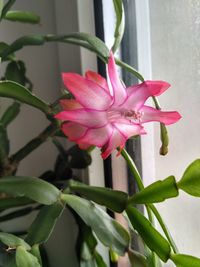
149,204 -> 178,253
120,148 -> 157,266
121,148 -> 178,254
10,123 -> 58,163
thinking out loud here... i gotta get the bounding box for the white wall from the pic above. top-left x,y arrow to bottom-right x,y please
0,1 -> 91,266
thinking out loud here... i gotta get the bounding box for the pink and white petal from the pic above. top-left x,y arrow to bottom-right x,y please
85,70 -> 110,92
77,124 -> 113,147
62,73 -> 112,110
60,99 -> 83,110
108,52 -> 127,106
114,122 -> 146,139
54,109 -> 107,128
123,81 -> 170,110
101,127 -> 126,159
140,106 -> 182,125
62,122 -> 87,141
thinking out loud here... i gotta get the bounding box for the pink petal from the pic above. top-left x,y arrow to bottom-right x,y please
114,122 -> 146,139
124,81 -> 170,110
62,73 -> 112,110
77,124 -> 113,147
140,106 -> 182,125
62,122 -> 87,141
60,99 -> 83,110
108,52 -> 127,106
101,127 -> 126,159
85,70 -> 109,92
54,109 -> 107,128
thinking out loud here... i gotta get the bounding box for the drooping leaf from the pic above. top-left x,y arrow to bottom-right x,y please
69,180 -> 128,213
16,246 -> 41,267
1,102 -> 20,127
170,253 -> 200,267
126,206 -> 170,262
61,194 -> 130,256
5,61 -> 27,86
0,81 -> 50,114
0,232 -> 30,250
45,33 -> 109,59
178,159 -> 200,197
0,176 -> 60,205
128,176 -> 178,204
0,33 -> 109,61
112,0 -> 125,53
0,35 -> 45,59
5,11 -> 40,24
26,202 -> 64,245
0,197 -> 32,211
128,249 -> 148,267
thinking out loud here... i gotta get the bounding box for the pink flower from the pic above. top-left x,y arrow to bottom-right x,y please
55,53 -> 181,159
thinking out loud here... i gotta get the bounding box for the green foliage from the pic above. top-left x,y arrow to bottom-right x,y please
61,194 -> 130,256
0,176 -> 60,205
0,102 -> 20,127
0,197 -> 32,210
0,81 -> 50,114
178,159 -> 200,197
128,249 -> 148,267
5,10 -> 40,24
26,202 -> 64,245
0,232 -> 30,250
94,251 -> 107,267
0,1 -> 198,266
69,180 -> 128,212
126,206 -> 171,262
45,33 -> 109,59
159,123 -> 169,155
30,245 -> 42,265
0,0 -> 16,20
112,0 -> 125,53
16,246 -> 41,267
170,253 -> 200,267
4,61 -> 27,86
0,206 -> 36,222
0,35 -> 45,60
128,176 -> 178,204
0,42 -> 15,61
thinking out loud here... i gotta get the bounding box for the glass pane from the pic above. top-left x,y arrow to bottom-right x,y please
149,0 -> 200,263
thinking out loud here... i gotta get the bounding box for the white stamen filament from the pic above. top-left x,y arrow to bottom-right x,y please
107,109 -> 143,123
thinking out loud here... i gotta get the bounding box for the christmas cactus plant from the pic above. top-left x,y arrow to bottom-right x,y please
0,0 -> 199,266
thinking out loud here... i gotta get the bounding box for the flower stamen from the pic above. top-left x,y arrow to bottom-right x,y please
122,110 -> 143,123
